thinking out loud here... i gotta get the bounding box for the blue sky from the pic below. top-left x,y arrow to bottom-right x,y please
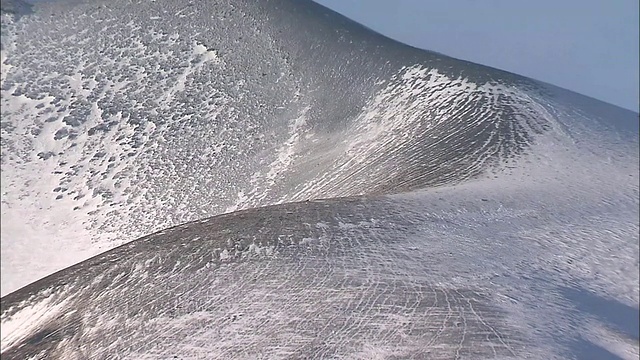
314,0 -> 639,112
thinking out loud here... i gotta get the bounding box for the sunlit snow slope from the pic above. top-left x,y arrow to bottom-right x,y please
1,0 -> 638,358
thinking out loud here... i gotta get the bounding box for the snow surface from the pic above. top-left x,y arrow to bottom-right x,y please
0,0 -> 638,358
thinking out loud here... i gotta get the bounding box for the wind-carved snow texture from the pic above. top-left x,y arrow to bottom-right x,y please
1,0 -> 639,359
0,0 -> 554,294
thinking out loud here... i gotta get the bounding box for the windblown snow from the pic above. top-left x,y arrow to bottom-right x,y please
0,0 -> 638,359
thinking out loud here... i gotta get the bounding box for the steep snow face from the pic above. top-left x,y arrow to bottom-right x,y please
0,0 -> 560,295
0,0 -> 638,358
0,163 -> 637,359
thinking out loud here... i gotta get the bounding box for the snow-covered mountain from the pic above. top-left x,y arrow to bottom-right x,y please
1,0 -> 638,358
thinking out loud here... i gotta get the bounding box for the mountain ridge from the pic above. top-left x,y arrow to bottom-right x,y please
1,0 -> 638,358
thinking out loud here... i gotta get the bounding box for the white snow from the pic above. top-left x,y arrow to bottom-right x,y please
0,290 -> 70,352
0,4 -> 637,357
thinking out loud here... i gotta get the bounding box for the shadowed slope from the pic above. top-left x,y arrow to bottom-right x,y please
0,0 -> 565,294
0,0 -> 638,358
1,163 -> 638,358
1,197 -> 525,359
0,0 -> 32,16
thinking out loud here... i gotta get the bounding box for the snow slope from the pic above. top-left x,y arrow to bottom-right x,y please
0,0 -> 638,358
